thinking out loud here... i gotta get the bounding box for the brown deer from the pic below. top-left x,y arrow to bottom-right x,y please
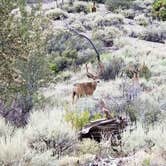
72,81 -> 99,103
72,62 -> 104,103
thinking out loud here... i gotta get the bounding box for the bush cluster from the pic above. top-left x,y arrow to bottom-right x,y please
134,14 -> 149,26
47,29 -> 93,73
138,27 -> 165,43
74,1 -> 90,13
94,14 -> 124,27
100,56 -> 124,80
65,110 -> 102,130
45,8 -> 68,20
105,0 -> 134,11
152,0 -> 166,21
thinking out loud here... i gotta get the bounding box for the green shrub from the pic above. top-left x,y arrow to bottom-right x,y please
152,0 -> 166,21
54,56 -> 72,71
80,0 -> 106,3
49,63 -> 58,74
123,62 -> 151,80
105,0 -> 134,11
142,158 -> 151,166
100,56 -> 124,80
25,110 -> 76,156
125,104 -> 137,125
47,29 -> 93,72
94,14 -> 124,27
65,110 -> 90,130
134,14 -> 149,26
120,9 -> 135,19
65,110 -> 102,130
134,94 -> 161,127
45,8 -> 68,20
139,27 -> 165,43
74,2 -> 89,13
139,64 -> 151,80
62,4 -> 75,13
77,139 -> 100,155
92,27 -> 121,41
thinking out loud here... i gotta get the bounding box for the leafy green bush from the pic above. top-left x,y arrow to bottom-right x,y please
65,110 -> 102,130
152,0 -> 166,21
65,111 -> 90,130
49,63 -> 58,74
45,8 -> 68,20
105,0 -> 134,11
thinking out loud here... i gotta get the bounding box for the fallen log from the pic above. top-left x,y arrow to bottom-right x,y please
79,117 -> 127,145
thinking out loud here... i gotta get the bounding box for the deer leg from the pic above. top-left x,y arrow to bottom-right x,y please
72,91 -> 76,104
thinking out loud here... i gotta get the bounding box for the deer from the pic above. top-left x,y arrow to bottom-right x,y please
72,80 -> 99,103
72,62 -> 104,103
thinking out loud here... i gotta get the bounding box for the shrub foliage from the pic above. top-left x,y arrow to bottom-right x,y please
152,0 -> 166,21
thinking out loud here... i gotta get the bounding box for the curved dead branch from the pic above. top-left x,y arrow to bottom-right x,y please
63,21 -> 101,63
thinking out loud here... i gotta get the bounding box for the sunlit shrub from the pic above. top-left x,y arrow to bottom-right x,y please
65,110 -> 102,130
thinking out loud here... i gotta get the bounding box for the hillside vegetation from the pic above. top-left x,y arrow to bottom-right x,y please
0,0 -> 166,165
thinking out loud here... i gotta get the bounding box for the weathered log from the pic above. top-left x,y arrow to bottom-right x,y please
79,117 -> 127,144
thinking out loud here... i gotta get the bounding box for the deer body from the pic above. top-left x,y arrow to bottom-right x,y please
72,81 -> 98,103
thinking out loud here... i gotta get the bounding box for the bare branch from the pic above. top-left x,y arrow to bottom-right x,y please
63,20 -> 101,63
